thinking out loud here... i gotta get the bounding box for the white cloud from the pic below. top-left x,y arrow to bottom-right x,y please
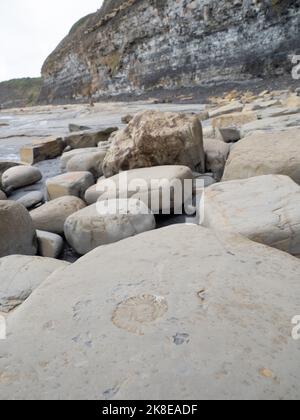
0,0 -> 102,82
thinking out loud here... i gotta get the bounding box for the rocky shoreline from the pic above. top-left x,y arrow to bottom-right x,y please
80,76 -> 300,106
1,87 -> 300,399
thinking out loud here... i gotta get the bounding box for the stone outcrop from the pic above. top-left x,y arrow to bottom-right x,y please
39,0 -> 300,103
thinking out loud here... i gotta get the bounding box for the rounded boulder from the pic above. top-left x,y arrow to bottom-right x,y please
30,196 -> 86,234
64,199 -> 156,255
2,166 -> 42,192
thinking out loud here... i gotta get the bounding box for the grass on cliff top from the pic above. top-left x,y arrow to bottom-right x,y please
0,77 -> 42,107
69,13 -> 94,35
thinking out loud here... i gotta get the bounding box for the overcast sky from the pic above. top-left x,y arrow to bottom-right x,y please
0,0 -> 102,82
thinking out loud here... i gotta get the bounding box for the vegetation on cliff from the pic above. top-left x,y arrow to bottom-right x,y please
0,77 -> 42,109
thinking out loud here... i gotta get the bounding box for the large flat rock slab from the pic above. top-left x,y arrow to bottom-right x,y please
223,128 -> 300,184
204,175 -> 300,256
240,114 -> 300,137
1,225 -> 300,399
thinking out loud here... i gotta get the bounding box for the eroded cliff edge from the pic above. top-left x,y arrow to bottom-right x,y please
39,0 -> 300,103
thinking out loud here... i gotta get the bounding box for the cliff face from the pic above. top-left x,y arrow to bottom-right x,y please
39,0 -> 300,103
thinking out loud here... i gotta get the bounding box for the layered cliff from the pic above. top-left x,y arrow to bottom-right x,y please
39,0 -> 300,103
